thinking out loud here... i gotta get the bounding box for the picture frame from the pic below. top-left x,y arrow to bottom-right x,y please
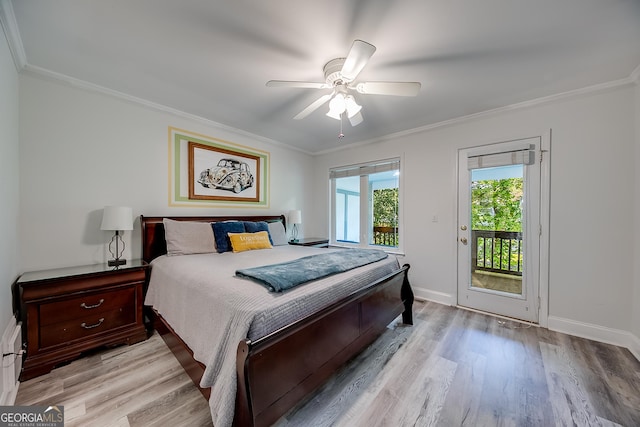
168,127 -> 270,208
188,141 -> 260,202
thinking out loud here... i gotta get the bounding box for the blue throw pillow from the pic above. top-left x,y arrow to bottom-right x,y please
243,221 -> 274,245
212,221 -> 246,253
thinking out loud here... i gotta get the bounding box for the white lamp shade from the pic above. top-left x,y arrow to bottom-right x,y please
289,210 -> 302,225
100,206 -> 133,231
345,95 -> 362,118
326,93 -> 346,120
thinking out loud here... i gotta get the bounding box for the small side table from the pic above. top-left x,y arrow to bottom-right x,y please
16,260 -> 149,380
289,238 -> 329,248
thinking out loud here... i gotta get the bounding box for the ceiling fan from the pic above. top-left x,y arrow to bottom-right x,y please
266,40 -> 421,127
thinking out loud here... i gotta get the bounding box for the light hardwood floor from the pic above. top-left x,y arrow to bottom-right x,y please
16,301 -> 640,426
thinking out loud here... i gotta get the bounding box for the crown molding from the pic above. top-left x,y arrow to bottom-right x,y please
21,64 -> 313,156
0,0 -> 26,71
19,59 -> 640,158
315,73 -> 639,155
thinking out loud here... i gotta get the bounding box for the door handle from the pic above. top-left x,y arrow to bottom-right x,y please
460,237 -> 468,245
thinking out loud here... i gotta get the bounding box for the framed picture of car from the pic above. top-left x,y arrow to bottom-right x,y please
188,141 -> 260,202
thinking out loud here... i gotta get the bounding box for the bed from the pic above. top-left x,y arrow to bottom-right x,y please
141,214 -> 413,427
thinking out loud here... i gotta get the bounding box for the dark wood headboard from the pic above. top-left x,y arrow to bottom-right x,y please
140,214 -> 287,263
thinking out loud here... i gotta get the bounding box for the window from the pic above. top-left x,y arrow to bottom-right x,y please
330,158 -> 400,250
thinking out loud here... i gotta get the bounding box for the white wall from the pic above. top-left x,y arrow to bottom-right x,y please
633,78 -> 640,347
0,25 -> 19,338
312,84 -> 637,341
18,74 -> 314,271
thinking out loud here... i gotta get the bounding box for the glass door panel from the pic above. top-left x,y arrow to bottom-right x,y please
470,165 -> 524,297
335,176 -> 360,243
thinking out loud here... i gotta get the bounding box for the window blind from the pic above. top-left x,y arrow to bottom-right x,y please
467,145 -> 535,170
329,159 -> 400,179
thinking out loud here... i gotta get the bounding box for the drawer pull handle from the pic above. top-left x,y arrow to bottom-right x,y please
80,299 -> 104,309
81,318 -> 105,329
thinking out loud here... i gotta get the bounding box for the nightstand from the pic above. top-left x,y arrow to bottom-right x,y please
288,238 -> 329,248
16,260 -> 149,380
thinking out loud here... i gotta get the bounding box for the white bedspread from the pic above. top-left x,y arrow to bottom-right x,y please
144,245 -> 400,427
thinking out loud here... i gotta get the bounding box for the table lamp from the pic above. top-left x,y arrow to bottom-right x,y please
289,210 -> 302,242
101,206 -> 133,266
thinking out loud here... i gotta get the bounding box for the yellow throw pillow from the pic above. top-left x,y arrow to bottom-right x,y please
228,231 -> 273,253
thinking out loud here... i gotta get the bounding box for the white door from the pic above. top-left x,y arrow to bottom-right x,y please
457,138 -> 542,322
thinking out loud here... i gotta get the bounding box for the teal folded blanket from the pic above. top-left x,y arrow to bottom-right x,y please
236,249 -> 388,292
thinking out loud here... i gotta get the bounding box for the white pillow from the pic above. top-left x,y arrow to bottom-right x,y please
163,218 -> 216,256
267,221 -> 288,246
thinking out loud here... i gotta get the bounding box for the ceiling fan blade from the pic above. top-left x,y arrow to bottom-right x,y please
348,111 -> 363,127
355,81 -> 421,96
266,80 -> 329,89
294,93 -> 333,120
340,40 -> 376,81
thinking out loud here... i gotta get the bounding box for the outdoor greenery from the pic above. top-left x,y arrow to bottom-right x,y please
373,188 -> 398,246
471,177 -> 524,273
373,188 -> 398,226
471,178 -> 523,232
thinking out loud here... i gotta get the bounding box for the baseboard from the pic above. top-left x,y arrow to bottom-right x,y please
412,287 -> 456,306
628,332 -> 640,362
548,316 -> 640,362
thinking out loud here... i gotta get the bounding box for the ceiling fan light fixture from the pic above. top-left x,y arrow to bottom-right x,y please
348,111 -> 363,127
344,95 -> 362,118
326,109 -> 342,120
326,93 -> 346,120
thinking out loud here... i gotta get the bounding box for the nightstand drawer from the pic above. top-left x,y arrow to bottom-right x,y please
39,307 -> 135,348
39,287 -> 136,327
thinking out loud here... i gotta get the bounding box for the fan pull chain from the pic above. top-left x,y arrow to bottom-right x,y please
338,113 -> 345,139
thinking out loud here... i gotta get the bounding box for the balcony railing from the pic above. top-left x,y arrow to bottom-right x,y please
370,228 -> 523,271
373,226 -> 398,246
472,230 -> 523,276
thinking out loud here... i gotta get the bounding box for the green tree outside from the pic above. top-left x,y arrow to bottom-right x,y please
373,188 -> 398,246
471,178 -> 523,232
471,177 -> 523,272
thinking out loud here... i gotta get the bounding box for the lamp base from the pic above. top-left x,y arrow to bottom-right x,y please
108,259 -> 127,267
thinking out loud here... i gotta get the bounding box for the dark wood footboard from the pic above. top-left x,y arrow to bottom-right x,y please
234,264 -> 411,427
150,263 -> 412,426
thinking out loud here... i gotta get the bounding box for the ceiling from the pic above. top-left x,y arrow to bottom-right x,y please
6,0 -> 640,154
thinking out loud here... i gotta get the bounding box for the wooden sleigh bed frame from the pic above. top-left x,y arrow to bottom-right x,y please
141,214 -> 413,427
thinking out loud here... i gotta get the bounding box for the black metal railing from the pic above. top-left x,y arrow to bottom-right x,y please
472,230 -> 523,276
373,226 -> 398,246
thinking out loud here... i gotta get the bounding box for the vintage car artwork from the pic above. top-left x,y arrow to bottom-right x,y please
197,158 -> 254,193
